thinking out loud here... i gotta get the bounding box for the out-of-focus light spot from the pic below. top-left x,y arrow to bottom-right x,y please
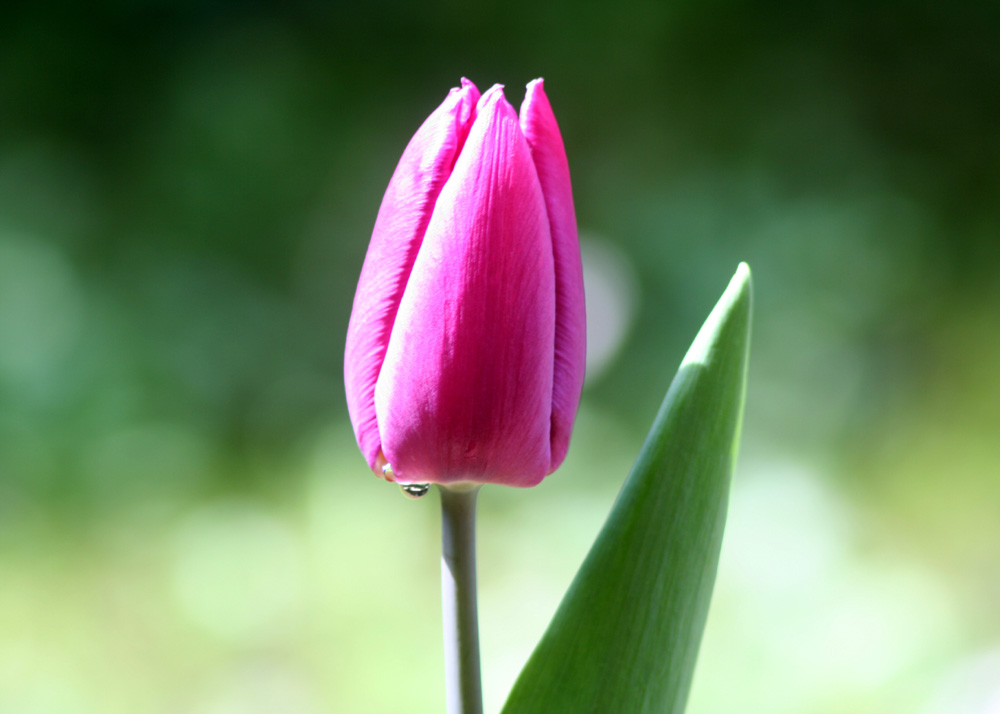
170,502 -> 303,644
581,235 -> 638,381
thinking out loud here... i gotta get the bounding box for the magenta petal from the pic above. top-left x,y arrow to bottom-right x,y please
520,79 -> 586,472
375,86 -> 556,487
344,79 -> 480,472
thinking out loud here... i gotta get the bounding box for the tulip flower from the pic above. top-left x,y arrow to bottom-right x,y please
345,78 -> 585,488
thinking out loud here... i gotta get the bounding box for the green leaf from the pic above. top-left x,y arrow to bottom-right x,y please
501,263 -> 753,714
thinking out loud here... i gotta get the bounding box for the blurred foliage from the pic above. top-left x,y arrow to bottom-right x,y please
1,1 -> 999,713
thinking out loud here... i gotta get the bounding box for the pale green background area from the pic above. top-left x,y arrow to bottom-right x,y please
1,1 -> 999,713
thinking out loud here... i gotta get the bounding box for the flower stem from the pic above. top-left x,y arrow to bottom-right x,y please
439,485 -> 483,714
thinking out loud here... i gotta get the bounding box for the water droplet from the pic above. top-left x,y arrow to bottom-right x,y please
380,462 -> 395,481
400,483 -> 430,499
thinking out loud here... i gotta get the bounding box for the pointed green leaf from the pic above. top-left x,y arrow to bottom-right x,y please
502,263 -> 752,714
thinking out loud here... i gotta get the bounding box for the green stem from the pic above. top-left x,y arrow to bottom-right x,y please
439,485 -> 483,714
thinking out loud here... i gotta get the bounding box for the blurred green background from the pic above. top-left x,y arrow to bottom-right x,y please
2,1 -> 999,712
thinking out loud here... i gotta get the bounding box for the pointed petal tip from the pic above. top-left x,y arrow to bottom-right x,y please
459,77 -> 482,95
525,78 -> 546,96
478,83 -> 507,104
456,78 -> 480,98
443,78 -> 480,108
474,84 -> 517,121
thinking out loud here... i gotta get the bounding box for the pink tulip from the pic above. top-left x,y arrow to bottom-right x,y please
344,79 -> 585,488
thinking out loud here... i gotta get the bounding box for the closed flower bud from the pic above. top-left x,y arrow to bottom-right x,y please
345,79 -> 585,487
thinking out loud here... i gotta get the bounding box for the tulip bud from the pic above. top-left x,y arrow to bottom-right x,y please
345,79 -> 585,488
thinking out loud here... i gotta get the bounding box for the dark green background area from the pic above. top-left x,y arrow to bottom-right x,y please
1,2 -> 998,712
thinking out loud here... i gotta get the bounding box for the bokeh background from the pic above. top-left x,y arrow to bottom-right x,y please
2,1 -> 999,712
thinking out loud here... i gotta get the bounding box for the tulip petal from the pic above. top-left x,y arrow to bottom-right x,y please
520,79 -> 586,472
345,79 -> 480,472
375,85 -> 556,486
